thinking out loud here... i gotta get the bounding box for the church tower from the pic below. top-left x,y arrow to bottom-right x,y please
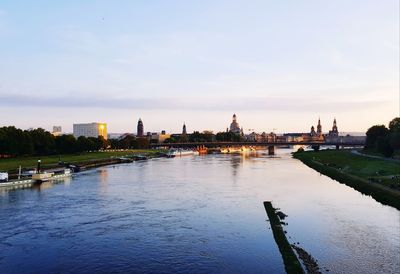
310,125 -> 316,136
329,118 -> 339,137
333,118 -> 337,130
137,118 -> 144,137
182,123 -> 187,135
317,118 -> 322,135
229,113 -> 241,134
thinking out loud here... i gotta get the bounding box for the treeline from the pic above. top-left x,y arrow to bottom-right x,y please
365,117 -> 400,157
164,131 -> 244,143
0,127 -> 149,157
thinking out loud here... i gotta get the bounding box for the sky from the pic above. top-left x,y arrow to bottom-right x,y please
0,0 -> 399,134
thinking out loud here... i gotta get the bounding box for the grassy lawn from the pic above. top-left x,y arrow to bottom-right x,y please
294,149 -> 400,209
359,149 -> 400,159
295,150 -> 400,188
0,150 -> 164,173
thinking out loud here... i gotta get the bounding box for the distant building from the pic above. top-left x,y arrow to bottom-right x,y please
305,118 -> 324,142
108,133 -> 124,139
316,118 -> 322,135
182,123 -> 187,135
137,119 -> 144,137
52,126 -> 62,136
245,131 -> 276,142
73,123 -> 107,139
149,132 -> 171,143
328,118 -> 339,137
229,114 -> 241,134
310,126 -> 316,136
283,133 -> 304,142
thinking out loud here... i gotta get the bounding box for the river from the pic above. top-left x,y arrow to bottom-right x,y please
0,149 -> 399,273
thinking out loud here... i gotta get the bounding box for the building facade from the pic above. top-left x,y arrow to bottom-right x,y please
149,132 -> 171,143
73,123 -> 107,139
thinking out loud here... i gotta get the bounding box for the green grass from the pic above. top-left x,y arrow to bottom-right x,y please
0,150 -> 164,173
293,150 -> 400,209
360,149 -> 400,159
264,201 -> 304,274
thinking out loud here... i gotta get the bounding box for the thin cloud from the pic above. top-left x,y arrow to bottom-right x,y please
0,94 -> 387,113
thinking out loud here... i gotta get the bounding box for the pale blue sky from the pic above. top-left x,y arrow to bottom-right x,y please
0,1 -> 398,133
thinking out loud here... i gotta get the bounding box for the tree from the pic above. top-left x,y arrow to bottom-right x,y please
76,136 -> 97,152
108,138 -> 120,149
189,131 -> 213,142
135,137 -> 149,149
179,134 -> 188,143
215,131 -> 241,142
389,117 -> 400,133
164,137 -> 177,144
55,135 -> 78,154
117,135 -> 136,149
365,125 -> 389,149
29,128 -> 55,155
389,132 -> 400,150
0,126 -> 33,156
376,136 -> 394,157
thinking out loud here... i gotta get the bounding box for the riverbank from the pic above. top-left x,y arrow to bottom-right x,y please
293,150 -> 400,210
0,149 -> 166,176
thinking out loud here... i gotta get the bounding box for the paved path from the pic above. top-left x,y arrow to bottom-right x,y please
351,150 -> 400,164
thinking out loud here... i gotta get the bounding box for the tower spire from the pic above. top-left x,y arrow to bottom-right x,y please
182,122 -> 187,135
317,117 -> 322,134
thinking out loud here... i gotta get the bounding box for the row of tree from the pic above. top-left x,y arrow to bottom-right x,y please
164,131 -> 244,143
0,127 -> 149,156
365,117 -> 400,157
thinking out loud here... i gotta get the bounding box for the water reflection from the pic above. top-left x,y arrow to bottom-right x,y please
98,168 -> 109,194
229,154 -> 242,177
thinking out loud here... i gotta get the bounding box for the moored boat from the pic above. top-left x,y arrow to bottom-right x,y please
32,172 -> 54,183
32,168 -> 72,183
0,172 -> 9,182
167,149 -> 196,157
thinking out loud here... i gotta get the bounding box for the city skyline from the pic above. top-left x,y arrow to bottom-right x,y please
0,112 -> 395,135
52,114 -> 350,136
0,1 -> 398,132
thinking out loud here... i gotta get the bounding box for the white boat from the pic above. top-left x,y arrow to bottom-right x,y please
51,168 -> 72,180
0,172 -> 8,182
32,172 -> 54,182
167,149 -> 195,157
32,168 -> 72,183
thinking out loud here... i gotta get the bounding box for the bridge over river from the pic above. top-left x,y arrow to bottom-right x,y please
150,141 -> 365,154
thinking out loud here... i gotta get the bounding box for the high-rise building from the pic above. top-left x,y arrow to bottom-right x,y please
73,123 -> 107,139
137,118 -> 144,137
229,114 -> 241,134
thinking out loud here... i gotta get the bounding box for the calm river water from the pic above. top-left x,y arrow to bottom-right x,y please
0,149 -> 399,273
